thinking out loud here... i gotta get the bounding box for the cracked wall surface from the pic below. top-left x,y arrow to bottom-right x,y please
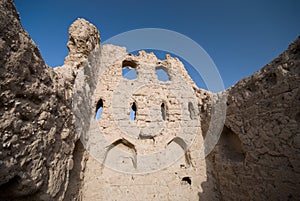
204,38 -> 300,200
0,0 -> 299,200
78,45 -> 212,200
0,0 -> 76,200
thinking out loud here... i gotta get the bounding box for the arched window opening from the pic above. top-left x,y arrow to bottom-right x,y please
122,60 -> 137,80
155,67 -> 170,82
130,102 -> 137,121
95,99 -> 103,120
161,103 -> 167,120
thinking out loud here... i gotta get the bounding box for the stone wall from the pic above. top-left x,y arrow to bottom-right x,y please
0,0 -> 76,200
79,46 -> 212,200
56,18 -> 102,201
204,37 -> 300,200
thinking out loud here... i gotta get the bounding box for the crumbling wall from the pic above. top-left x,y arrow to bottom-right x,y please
0,0 -> 76,200
206,38 -> 300,200
79,45 -> 212,200
0,2 -> 102,201
57,18 -> 102,201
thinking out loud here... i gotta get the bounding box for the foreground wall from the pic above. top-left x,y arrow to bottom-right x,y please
0,1 -> 100,200
204,38 -> 300,200
0,0 -> 76,200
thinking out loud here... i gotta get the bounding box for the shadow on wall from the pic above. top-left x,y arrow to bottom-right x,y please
197,39 -> 300,199
63,140 -> 86,201
217,126 -> 245,163
198,125 -> 245,200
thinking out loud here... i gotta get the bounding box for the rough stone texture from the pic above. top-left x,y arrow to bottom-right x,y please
55,18 -> 101,100
78,46 -> 211,200
0,0 -> 299,200
204,37 -> 300,200
0,0 -> 75,200
0,2 -> 100,201
60,18 -> 102,201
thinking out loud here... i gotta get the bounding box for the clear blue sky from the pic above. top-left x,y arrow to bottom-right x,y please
14,0 -> 300,89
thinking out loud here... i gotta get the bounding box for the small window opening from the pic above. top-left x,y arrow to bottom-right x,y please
155,67 -> 170,82
181,177 -> 192,185
161,103 -> 166,120
122,60 -> 137,80
130,102 -> 137,121
95,99 -> 103,120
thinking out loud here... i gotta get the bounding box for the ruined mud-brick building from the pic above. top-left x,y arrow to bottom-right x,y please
0,0 -> 299,200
